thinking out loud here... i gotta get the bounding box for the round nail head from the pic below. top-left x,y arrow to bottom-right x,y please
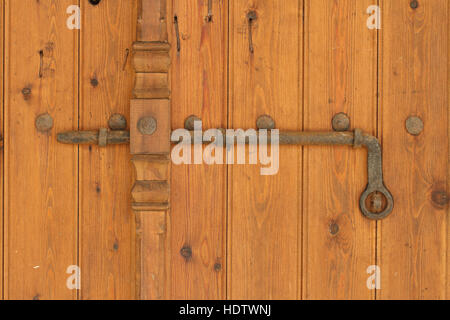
184,115 -> 201,131
406,116 -> 424,136
35,113 -> 54,133
256,115 -> 276,130
138,116 -> 157,136
332,113 -> 350,132
108,114 -> 127,131
410,0 -> 419,9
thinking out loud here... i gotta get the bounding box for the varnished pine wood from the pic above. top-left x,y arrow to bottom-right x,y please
169,0 -> 228,299
378,0 -> 448,299
4,0 -> 78,300
133,0 -> 171,300
228,0 -> 302,299
302,0 -> 377,300
0,0 -> 4,300
79,0 -> 136,300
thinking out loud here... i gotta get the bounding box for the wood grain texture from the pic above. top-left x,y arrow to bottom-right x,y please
228,0 -> 302,299
302,0 -> 377,300
378,0 -> 448,299
169,0 -> 228,299
4,0 -> 78,300
79,0 -> 136,300
135,210 -> 166,300
138,0 -> 167,42
0,0 -> 4,300
133,0 -> 171,300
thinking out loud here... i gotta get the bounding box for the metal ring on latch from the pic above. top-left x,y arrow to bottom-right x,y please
354,129 -> 394,220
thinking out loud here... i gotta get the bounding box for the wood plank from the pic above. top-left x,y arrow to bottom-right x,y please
302,0 -> 377,300
79,0 -> 136,300
228,0 -> 302,299
133,0 -> 171,300
378,0 -> 448,299
0,0 -> 4,300
169,0 -> 228,299
4,0 -> 78,300
135,210 -> 166,300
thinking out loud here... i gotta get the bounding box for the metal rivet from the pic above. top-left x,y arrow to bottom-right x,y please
137,116 -> 157,136
184,115 -> 202,131
332,113 -> 350,132
405,116 -> 424,136
108,114 -> 127,131
431,190 -> 449,208
329,223 -> 339,236
180,246 -> 192,260
35,113 -> 54,133
256,115 -> 276,130
89,0 -> 101,5
410,0 -> 419,9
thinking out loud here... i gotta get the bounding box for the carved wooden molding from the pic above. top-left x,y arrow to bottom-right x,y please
132,0 -> 170,300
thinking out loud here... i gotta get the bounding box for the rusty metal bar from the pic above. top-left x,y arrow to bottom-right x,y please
57,129 -> 130,146
57,128 -> 393,220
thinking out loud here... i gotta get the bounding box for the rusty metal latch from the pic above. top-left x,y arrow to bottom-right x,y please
57,125 -> 394,220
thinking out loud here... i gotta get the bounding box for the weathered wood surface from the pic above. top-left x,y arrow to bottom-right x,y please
0,0 -> 447,300
378,0 -> 448,300
303,0 -> 377,299
4,0 -> 78,300
0,0 -> 4,300
79,0 -> 136,300
169,0 -> 228,300
228,0 -> 302,299
132,0 -> 171,300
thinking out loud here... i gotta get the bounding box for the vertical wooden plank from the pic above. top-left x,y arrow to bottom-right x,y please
79,0 -> 136,300
0,0 -> 4,300
132,0 -> 171,300
379,0 -> 448,299
169,0 -> 228,299
4,0 -> 78,299
228,0 -> 302,299
302,0 -> 377,300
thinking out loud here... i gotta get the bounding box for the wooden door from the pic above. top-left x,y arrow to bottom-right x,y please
0,0 -> 448,300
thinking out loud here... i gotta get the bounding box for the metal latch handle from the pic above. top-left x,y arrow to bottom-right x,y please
57,126 -> 394,220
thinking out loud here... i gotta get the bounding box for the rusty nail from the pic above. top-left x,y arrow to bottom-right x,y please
410,0 -> 419,9
174,16 -> 181,53
405,116 -> 424,136
332,113 -> 350,132
184,115 -> 202,131
256,115 -> 275,130
138,116 -> 157,136
247,11 -> 257,53
206,0 -> 213,22
39,50 -> 44,78
329,223 -> 339,236
35,113 -> 54,133
180,246 -> 192,260
108,114 -> 127,131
